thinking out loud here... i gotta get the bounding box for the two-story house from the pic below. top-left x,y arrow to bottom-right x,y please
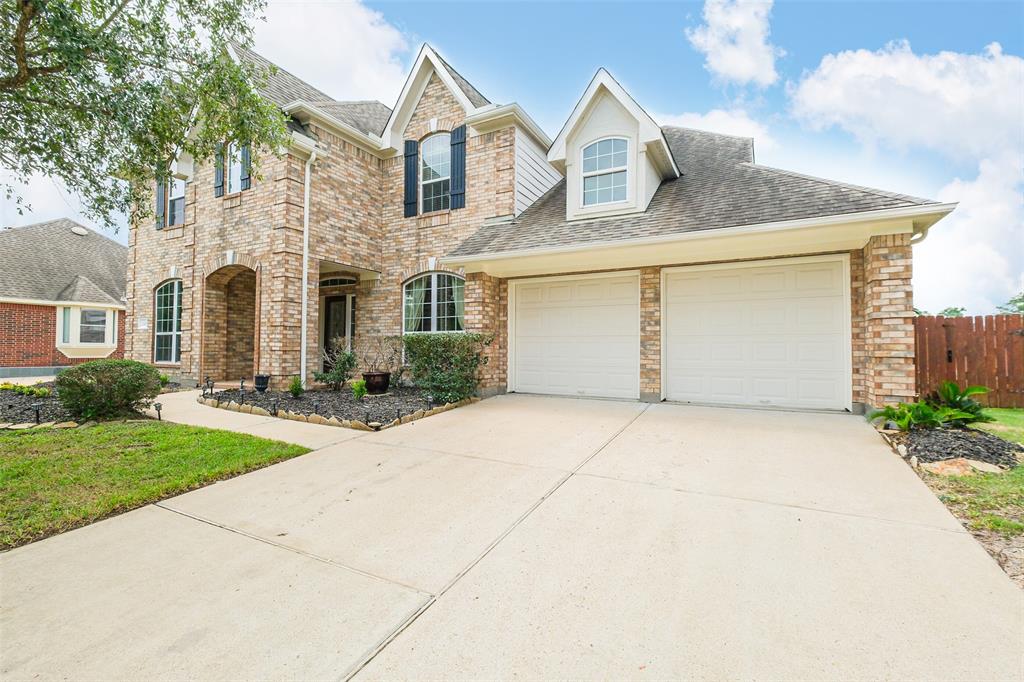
126,44 -> 954,413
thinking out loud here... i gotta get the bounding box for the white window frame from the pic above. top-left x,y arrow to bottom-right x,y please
78,309 -> 109,344
402,272 -> 465,334
55,305 -> 118,357
153,280 -> 183,365
580,136 -> 629,208
226,141 -> 244,194
167,176 -> 186,226
419,133 -> 451,214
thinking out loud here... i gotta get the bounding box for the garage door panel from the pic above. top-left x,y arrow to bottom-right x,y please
665,259 -> 849,410
513,276 -> 639,399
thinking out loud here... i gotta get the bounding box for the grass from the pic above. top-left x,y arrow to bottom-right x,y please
0,421 -> 309,549
925,408 -> 1024,537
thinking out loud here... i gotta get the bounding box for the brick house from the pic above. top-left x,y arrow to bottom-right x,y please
125,44 -> 954,413
0,219 -> 126,378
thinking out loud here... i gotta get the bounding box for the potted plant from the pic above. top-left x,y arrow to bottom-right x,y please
360,336 -> 401,395
254,373 -> 271,393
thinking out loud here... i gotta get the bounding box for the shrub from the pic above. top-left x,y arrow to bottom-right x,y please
313,337 -> 357,390
402,332 -> 492,404
0,383 -> 50,397
55,359 -> 161,420
868,401 -> 978,431
350,379 -> 367,401
288,376 -> 305,398
158,374 -> 170,387
925,381 -> 992,425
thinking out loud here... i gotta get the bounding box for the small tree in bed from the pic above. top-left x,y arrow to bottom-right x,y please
313,336 -> 357,390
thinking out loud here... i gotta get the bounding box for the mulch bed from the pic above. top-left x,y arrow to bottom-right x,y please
211,386 -> 432,425
0,388 -> 72,424
891,428 -> 1024,468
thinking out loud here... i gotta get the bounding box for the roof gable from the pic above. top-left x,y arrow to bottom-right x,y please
548,69 -> 679,179
0,219 -> 127,305
380,44 -> 491,150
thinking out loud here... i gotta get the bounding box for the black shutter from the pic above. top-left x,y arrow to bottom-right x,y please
450,125 -> 466,210
214,143 -> 225,197
155,176 -> 166,229
403,139 -> 418,218
240,143 -> 251,190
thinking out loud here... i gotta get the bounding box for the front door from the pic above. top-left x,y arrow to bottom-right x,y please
323,295 -> 354,369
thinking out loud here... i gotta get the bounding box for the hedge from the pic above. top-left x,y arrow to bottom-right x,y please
402,332 -> 492,403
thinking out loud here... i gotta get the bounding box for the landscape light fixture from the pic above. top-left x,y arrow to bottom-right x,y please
154,403 -> 162,420
31,402 -> 41,424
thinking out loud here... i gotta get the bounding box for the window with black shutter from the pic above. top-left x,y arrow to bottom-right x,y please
403,140 -> 418,217
450,125 -> 466,210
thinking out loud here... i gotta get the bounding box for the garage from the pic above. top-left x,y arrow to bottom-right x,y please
663,256 -> 851,410
510,273 -> 639,399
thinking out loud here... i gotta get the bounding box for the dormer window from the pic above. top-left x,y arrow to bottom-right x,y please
420,133 -> 451,213
582,138 -> 627,206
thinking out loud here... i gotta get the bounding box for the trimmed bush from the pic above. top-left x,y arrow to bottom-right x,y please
55,359 -> 161,420
288,375 -> 305,398
402,332 -> 492,404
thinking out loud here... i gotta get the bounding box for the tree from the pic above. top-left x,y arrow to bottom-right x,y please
1,0 -> 288,227
996,291 -> 1024,315
937,306 -> 966,317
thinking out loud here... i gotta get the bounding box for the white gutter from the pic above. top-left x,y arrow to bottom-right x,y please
463,103 -> 552,150
443,202 -> 958,265
299,147 -> 318,387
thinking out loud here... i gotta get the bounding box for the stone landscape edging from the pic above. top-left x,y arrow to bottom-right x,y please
195,394 -> 480,431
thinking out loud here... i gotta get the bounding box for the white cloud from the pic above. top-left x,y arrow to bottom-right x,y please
789,41 -> 1024,314
790,41 -> 1024,161
253,0 -> 410,104
914,154 -> 1023,314
655,108 -> 777,151
685,0 -> 782,88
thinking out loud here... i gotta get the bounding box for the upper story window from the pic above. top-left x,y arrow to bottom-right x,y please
167,177 -> 186,226
154,280 -> 183,364
403,272 -> 464,333
227,141 -> 244,194
581,137 -> 627,206
420,133 -> 451,213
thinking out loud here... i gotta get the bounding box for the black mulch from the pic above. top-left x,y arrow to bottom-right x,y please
211,386 -> 432,425
0,390 -> 72,424
901,428 -> 1024,468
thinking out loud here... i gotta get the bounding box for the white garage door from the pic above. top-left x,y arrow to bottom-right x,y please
512,274 -> 639,399
664,257 -> 850,410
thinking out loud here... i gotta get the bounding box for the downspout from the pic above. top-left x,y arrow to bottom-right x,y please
300,148 -> 318,386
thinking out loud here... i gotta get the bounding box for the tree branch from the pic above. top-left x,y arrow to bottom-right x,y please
0,0 -> 38,91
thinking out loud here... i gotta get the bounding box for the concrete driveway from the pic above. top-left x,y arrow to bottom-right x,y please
2,395 -> 1021,680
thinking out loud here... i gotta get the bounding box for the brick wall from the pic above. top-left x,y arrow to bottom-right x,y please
860,234 -> 916,406
0,302 -> 125,368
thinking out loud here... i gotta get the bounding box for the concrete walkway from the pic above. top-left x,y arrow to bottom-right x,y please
2,395 -> 1021,680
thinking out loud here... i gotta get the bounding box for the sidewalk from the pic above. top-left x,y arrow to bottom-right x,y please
146,390 -> 365,449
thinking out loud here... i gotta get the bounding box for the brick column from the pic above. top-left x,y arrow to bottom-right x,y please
640,267 -> 662,402
465,272 -> 507,397
861,234 -> 916,407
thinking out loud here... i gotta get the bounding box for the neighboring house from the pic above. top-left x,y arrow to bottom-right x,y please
0,219 -> 127,378
126,44 -> 954,413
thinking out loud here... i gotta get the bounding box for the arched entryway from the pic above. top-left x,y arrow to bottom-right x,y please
202,264 -> 257,382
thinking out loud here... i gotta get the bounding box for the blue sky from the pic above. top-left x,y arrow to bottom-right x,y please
3,0 -> 1022,313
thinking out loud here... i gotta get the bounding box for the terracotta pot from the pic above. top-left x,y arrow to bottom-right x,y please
362,371 -> 390,395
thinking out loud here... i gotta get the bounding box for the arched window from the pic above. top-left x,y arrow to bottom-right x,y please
581,137 -> 628,206
154,280 -> 183,363
403,273 -> 464,333
420,133 -> 451,213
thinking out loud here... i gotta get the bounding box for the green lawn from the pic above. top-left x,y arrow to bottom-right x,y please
0,422 -> 309,549
927,408 -> 1024,537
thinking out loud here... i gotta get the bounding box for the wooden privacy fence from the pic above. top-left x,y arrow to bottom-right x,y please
915,315 -> 1024,408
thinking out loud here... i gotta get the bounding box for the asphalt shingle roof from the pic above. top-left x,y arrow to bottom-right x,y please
231,43 -> 392,137
448,126 -> 937,258
434,51 -> 490,108
0,219 -> 127,304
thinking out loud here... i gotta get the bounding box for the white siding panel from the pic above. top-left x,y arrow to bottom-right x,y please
514,127 -> 562,216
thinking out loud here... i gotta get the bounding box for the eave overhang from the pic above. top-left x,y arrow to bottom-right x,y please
464,103 -> 552,151
443,202 -> 956,278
